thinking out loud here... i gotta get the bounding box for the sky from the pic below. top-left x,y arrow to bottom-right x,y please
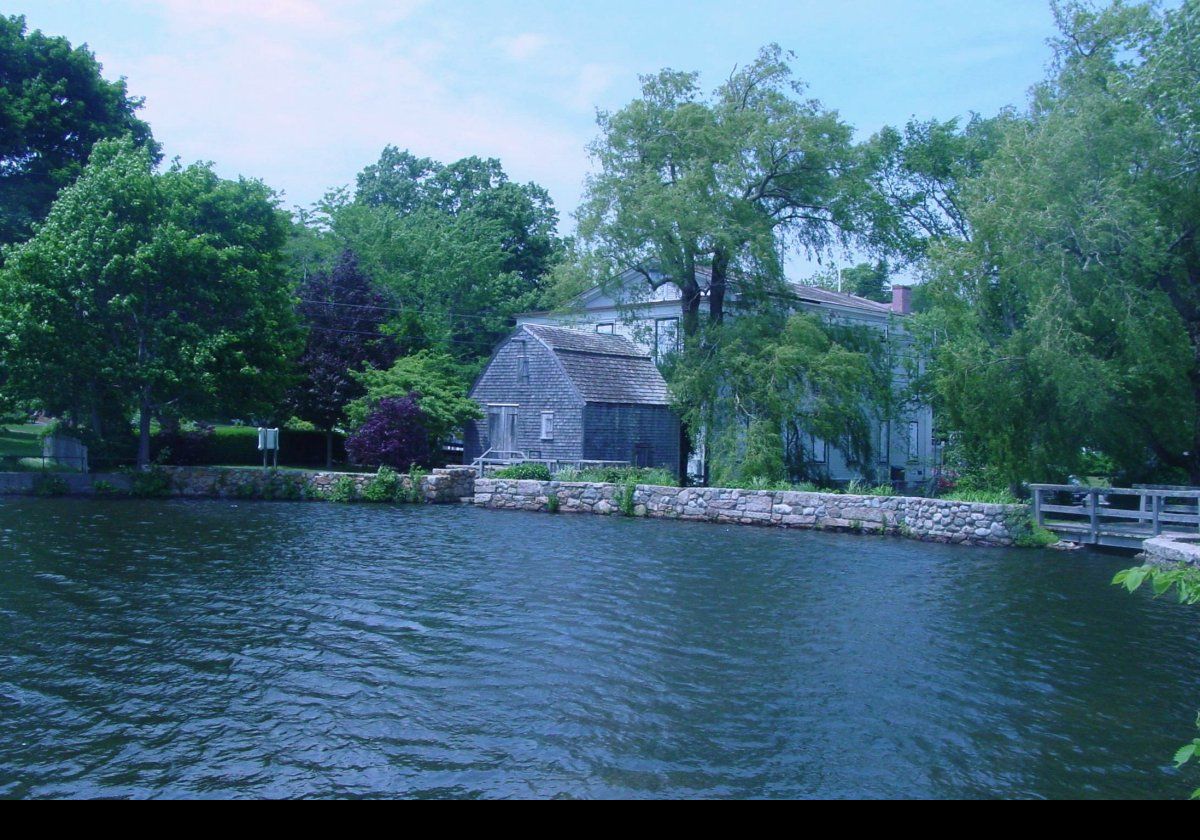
18,0 -> 1061,241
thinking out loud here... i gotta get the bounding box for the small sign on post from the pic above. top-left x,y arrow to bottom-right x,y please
257,427 -> 280,469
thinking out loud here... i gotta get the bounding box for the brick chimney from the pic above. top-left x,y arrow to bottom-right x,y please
891,285 -> 912,315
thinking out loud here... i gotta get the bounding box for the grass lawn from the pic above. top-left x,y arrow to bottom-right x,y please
0,424 -> 45,457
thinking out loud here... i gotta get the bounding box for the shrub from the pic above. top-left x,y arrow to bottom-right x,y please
546,492 -> 560,513
327,475 -> 359,503
92,479 -> 122,496
941,488 -> 1021,505
845,479 -> 896,497
129,466 -> 172,498
393,467 -> 428,503
345,393 -> 431,471
494,463 -> 552,481
617,480 -> 637,516
1010,511 -> 1059,548
32,474 -> 69,496
573,465 -> 675,486
362,465 -> 402,503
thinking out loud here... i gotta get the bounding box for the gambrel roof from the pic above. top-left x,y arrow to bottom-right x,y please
521,324 -> 671,405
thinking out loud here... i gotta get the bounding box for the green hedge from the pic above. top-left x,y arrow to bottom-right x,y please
152,426 -> 348,467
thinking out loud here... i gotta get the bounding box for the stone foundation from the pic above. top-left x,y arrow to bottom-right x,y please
475,479 -> 1030,547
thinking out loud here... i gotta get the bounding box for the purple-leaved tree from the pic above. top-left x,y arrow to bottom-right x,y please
287,250 -> 395,467
345,393 -> 432,470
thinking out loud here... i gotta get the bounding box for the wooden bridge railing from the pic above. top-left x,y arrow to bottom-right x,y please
1030,484 -> 1200,548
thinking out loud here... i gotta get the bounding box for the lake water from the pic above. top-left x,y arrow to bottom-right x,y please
1,498 -> 1197,799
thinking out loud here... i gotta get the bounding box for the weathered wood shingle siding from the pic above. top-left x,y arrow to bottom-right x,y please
583,403 -> 680,471
464,334 -> 585,462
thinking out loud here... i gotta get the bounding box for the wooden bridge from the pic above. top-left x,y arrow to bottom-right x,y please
1031,484 -> 1200,550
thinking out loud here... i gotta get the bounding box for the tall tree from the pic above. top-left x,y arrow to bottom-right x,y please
287,249 -> 395,467
578,45 -> 861,335
354,148 -> 561,288
0,15 -> 155,248
918,0 -> 1200,487
0,138 -> 300,467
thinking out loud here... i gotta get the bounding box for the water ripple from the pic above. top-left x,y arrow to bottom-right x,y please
0,498 -> 1198,798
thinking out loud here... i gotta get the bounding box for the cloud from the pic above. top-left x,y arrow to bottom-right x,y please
108,3 -> 591,219
495,32 -> 551,62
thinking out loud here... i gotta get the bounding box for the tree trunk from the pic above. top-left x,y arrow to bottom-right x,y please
137,385 -> 152,469
679,253 -> 702,338
325,428 -> 333,470
708,248 -> 729,325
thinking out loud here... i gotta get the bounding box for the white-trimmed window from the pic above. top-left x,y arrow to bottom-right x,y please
540,411 -> 554,440
908,420 -> 921,463
654,317 -> 679,360
808,433 -> 827,464
878,422 -> 890,464
595,322 -> 614,335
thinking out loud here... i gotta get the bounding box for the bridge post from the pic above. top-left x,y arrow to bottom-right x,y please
1032,486 -> 1042,528
1152,494 -> 1162,536
1089,489 -> 1099,543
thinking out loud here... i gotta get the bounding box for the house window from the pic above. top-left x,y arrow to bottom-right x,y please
808,434 -> 827,464
595,322 -> 614,335
878,422 -> 890,464
908,420 -> 921,463
654,317 -> 679,361
540,411 -> 554,441
516,340 -> 529,385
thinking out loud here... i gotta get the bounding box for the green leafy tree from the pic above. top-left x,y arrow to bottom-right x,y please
346,350 -> 481,445
0,15 -> 156,248
0,138 -> 300,467
579,45 -> 861,336
667,311 -> 893,485
916,0 -> 1200,488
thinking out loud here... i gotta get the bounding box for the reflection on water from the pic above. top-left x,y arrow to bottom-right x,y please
0,498 -> 1196,799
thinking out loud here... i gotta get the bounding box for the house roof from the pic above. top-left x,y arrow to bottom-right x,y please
517,267 -> 896,320
786,283 -> 894,315
521,324 -> 672,405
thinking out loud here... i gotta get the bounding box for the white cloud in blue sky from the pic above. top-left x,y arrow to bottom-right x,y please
18,0 -> 1058,233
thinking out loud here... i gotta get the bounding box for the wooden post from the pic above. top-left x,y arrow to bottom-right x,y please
1089,489 -> 1099,543
1152,494 -> 1162,536
1032,486 -> 1042,527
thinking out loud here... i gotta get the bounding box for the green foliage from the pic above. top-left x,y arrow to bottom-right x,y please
845,480 -> 897,497
0,15 -> 157,248
326,475 -> 359,503
560,465 -> 676,486
546,492 -> 560,514
941,488 -> 1022,505
128,466 -> 172,498
347,351 -> 481,441
31,474 -> 69,497
672,312 -> 893,486
1009,512 -> 1059,548
311,150 -> 563,365
578,45 -> 861,335
399,467 -> 428,504
617,480 -> 637,517
362,465 -> 402,503
91,479 -> 121,496
0,137 -> 301,467
493,463 -> 552,481
915,0 -> 1200,486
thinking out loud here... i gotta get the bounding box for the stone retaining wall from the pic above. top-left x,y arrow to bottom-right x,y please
0,466 -> 476,503
1142,534 -> 1200,566
475,479 -> 1030,547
